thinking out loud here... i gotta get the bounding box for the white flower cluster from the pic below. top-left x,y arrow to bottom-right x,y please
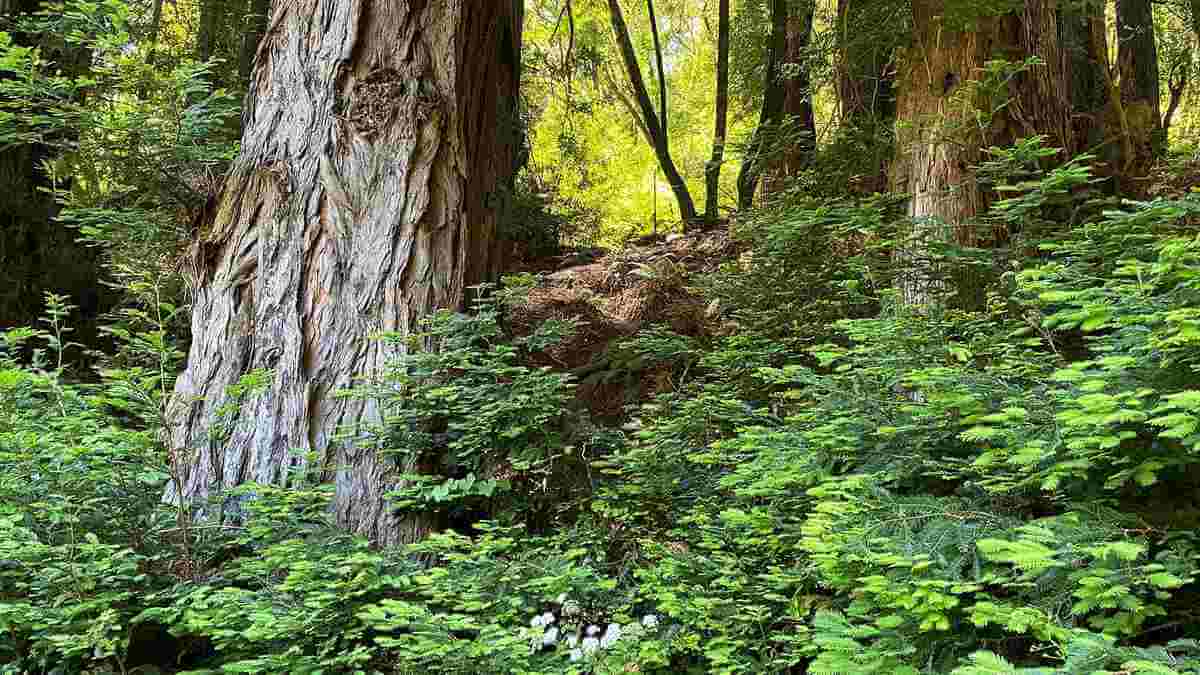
526,595 -> 661,666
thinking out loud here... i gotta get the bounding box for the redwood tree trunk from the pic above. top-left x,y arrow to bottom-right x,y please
892,0 -> 1071,306
167,0 -> 523,547
1116,0 -> 1163,166
762,0 -> 816,197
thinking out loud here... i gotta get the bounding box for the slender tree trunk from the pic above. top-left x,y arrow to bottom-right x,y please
892,0 -> 1071,307
607,0 -> 697,224
762,0 -> 816,198
147,0 -> 164,55
703,0 -> 729,222
1162,64 -> 1188,138
1116,0 -> 1163,166
167,0 -> 524,547
736,0 -> 786,210
1158,1 -> 1196,137
646,0 -> 668,142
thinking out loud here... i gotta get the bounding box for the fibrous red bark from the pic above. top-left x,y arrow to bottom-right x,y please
167,0 -> 523,546
892,0 -> 1071,306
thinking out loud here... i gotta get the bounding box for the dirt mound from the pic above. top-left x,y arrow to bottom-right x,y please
506,228 -> 737,418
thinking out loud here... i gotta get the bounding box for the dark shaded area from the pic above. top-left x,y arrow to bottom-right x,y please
0,3 -> 119,352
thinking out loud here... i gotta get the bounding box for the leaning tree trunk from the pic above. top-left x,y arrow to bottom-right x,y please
167,0 -> 523,547
607,0 -> 696,224
892,0 -> 1071,307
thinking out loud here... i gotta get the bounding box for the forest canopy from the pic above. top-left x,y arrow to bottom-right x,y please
3,0 -> 1200,673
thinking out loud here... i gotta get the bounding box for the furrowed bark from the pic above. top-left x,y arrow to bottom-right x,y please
892,0 -> 1071,307
167,0 -> 522,547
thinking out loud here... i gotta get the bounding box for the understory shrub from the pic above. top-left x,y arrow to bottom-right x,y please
4,148 -> 1200,674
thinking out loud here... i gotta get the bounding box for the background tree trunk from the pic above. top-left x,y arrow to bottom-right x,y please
237,0 -> 271,91
763,0 -> 816,198
1116,0 -> 1164,167
834,0 -> 899,193
0,0 -> 113,346
1059,0 -> 1110,158
703,0 -> 729,222
836,0 -> 898,123
736,0 -> 786,209
167,0 -> 523,547
646,0 -> 668,142
607,0 -> 697,224
196,0 -> 226,65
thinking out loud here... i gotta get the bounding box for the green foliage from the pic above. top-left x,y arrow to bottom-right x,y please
702,191 -> 904,341
0,0 -> 240,331
7,132 -> 1200,674
587,154 -> 1200,673
350,286 -> 589,527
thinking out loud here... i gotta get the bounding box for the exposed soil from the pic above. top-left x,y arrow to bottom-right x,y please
505,228 -> 739,418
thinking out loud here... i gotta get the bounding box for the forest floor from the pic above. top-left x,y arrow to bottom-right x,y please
507,227 -> 739,419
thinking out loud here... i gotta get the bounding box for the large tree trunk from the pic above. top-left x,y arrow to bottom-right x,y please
892,0 -> 1071,306
1116,0 -> 1163,167
167,0 -> 523,547
703,0 -> 730,222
